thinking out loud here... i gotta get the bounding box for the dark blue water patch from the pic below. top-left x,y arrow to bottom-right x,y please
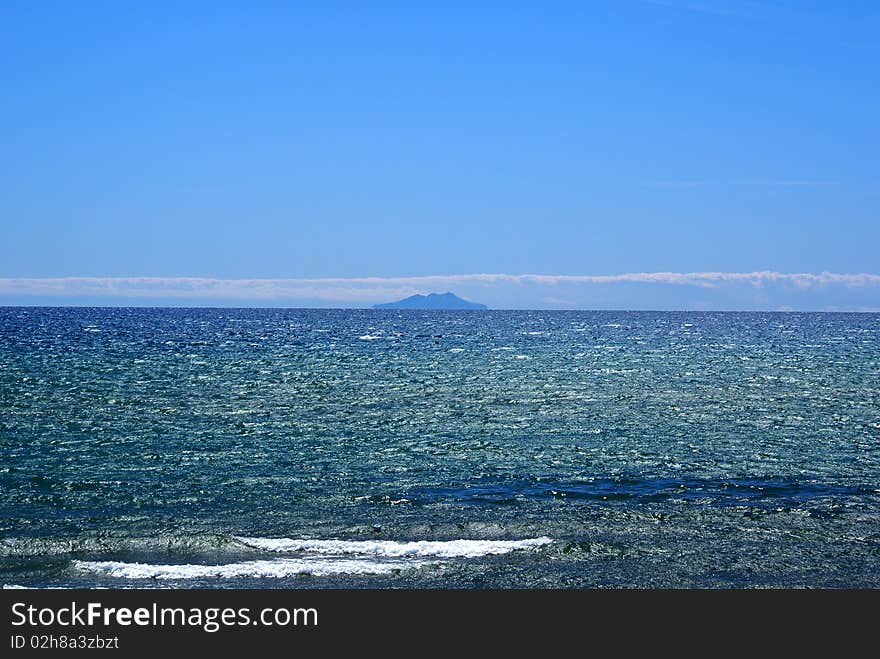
405,476 -> 878,509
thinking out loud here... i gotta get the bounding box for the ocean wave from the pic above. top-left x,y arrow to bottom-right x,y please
0,532 -> 553,560
3,584 -> 90,590
73,557 -> 425,579
234,537 -> 553,558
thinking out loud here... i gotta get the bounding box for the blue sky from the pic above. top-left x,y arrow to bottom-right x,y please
1,1 -> 878,308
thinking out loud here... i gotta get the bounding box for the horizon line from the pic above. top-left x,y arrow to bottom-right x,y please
1,271 -> 880,312
2,303 -> 879,314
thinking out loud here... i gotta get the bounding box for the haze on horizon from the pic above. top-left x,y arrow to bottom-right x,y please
1,2 -> 877,310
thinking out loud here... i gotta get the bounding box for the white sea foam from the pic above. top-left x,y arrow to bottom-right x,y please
358,335 -> 382,340
3,584 -> 88,590
234,537 -> 552,558
73,557 -> 423,580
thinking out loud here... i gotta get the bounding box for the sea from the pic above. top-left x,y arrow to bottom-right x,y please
1,307 -> 878,588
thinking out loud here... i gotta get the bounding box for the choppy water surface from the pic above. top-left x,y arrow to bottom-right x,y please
1,308 -> 878,588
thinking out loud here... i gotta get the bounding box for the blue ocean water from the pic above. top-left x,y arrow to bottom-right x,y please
1,307 -> 878,588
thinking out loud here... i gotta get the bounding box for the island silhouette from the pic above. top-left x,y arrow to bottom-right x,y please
373,292 -> 487,310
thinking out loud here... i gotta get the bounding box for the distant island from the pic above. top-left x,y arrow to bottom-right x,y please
373,292 -> 488,310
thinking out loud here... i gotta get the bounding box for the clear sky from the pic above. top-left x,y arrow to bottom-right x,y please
1,1 -> 878,308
